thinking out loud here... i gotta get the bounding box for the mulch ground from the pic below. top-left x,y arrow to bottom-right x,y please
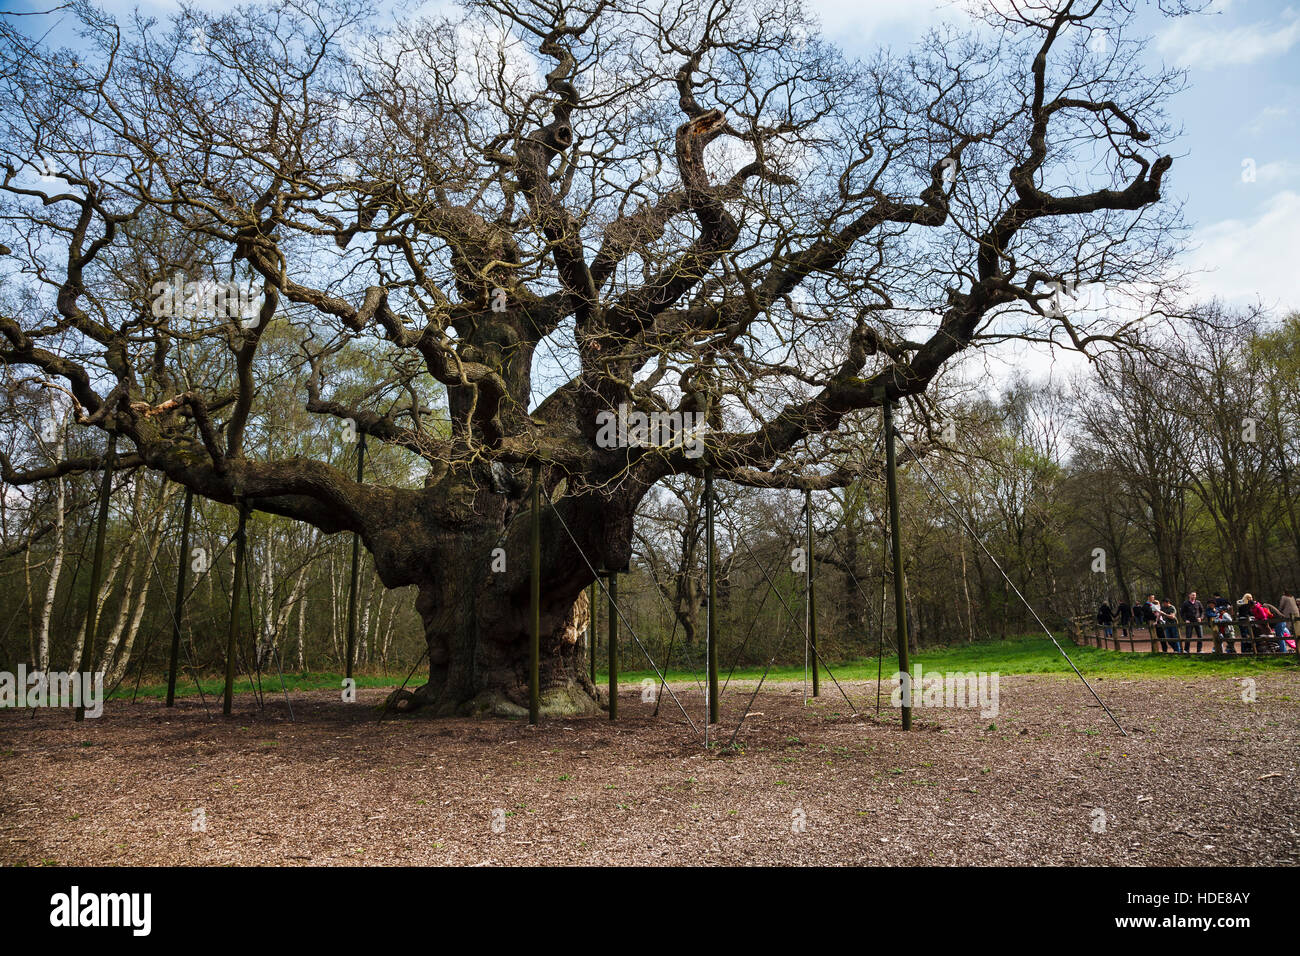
2,673 -> 1298,866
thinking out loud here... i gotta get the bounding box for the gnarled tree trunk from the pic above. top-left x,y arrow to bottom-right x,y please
379,467 -> 639,717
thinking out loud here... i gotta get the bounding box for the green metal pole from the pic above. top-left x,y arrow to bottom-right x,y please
529,465 -> 541,725
165,488 -> 193,707
222,501 -> 248,717
705,469 -> 719,725
345,433 -> 366,680
806,487 -> 819,698
875,524 -> 888,717
588,581 -> 597,686
607,572 -> 618,721
884,398 -> 911,730
76,432 -> 116,722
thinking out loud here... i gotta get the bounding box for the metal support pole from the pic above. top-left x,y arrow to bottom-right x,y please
346,434 -> 366,680
223,501 -> 248,717
588,581 -> 597,686
705,469 -> 719,725
805,487 -> 819,698
529,465 -> 541,725
607,572 -> 618,721
883,398 -> 911,730
76,432 -> 116,722
875,524 -> 888,717
165,488 -> 193,707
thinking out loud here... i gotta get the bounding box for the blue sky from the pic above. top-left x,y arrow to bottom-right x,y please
809,0 -> 1300,317
6,0 -> 1296,319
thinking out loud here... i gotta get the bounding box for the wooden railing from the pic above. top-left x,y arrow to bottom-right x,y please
1071,612 -> 1300,655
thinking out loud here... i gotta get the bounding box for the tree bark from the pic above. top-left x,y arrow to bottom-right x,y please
390,530 -> 599,718
35,472 -> 64,672
378,472 -> 638,718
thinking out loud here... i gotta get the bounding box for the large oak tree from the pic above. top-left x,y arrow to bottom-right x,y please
0,0 -> 1183,714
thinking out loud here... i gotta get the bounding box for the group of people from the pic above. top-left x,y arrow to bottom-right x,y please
1096,590 -> 1299,653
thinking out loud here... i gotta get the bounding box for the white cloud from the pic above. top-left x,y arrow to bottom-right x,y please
1252,160 -> 1300,185
1185,189 -> 1300,314
1243,104 -> 1292,136
1157,7 -> 1300,69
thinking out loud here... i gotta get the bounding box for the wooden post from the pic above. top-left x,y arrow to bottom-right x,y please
805,487 -> 819,698
883,397 -> 911,730
345,434 -> 366,680
76,433 -> 116,722
222,501 -> 248,717
705,469 -> 719,724
165,488 -> 193,707
529,465 -> 541,725
607,572 -> 618,721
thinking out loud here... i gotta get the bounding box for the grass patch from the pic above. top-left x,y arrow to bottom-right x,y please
117,637 -> 1295,702
602,636 -> 1298,684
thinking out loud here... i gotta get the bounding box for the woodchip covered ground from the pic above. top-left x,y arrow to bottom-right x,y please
2,673 -> 1298,865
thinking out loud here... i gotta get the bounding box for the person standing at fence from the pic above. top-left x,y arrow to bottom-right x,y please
1097,601 -> 1114,642
1249,597 -> 1277,651
1264,601 -> 1280,649
1279,590 -> 1299,651
1147,595 -> 1176,652
1236,594 -> 1262,651
1209,601 -> 1234,652
1210,594 -> 1233,652
1117,599 -> 1132,640
1279,589 -> 1299,620
1143,595 -> 1158,635
1180,591 -> 1204,653
1164,598 -> 1185,650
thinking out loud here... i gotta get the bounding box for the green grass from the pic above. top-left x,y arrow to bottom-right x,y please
116,636 -> 1295,701
603,636 -> 1299,684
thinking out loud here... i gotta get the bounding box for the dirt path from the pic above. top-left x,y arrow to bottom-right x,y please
2,673 -> 1297,865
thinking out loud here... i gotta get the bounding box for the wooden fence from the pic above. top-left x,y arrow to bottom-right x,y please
1067,613 -> 1300,656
